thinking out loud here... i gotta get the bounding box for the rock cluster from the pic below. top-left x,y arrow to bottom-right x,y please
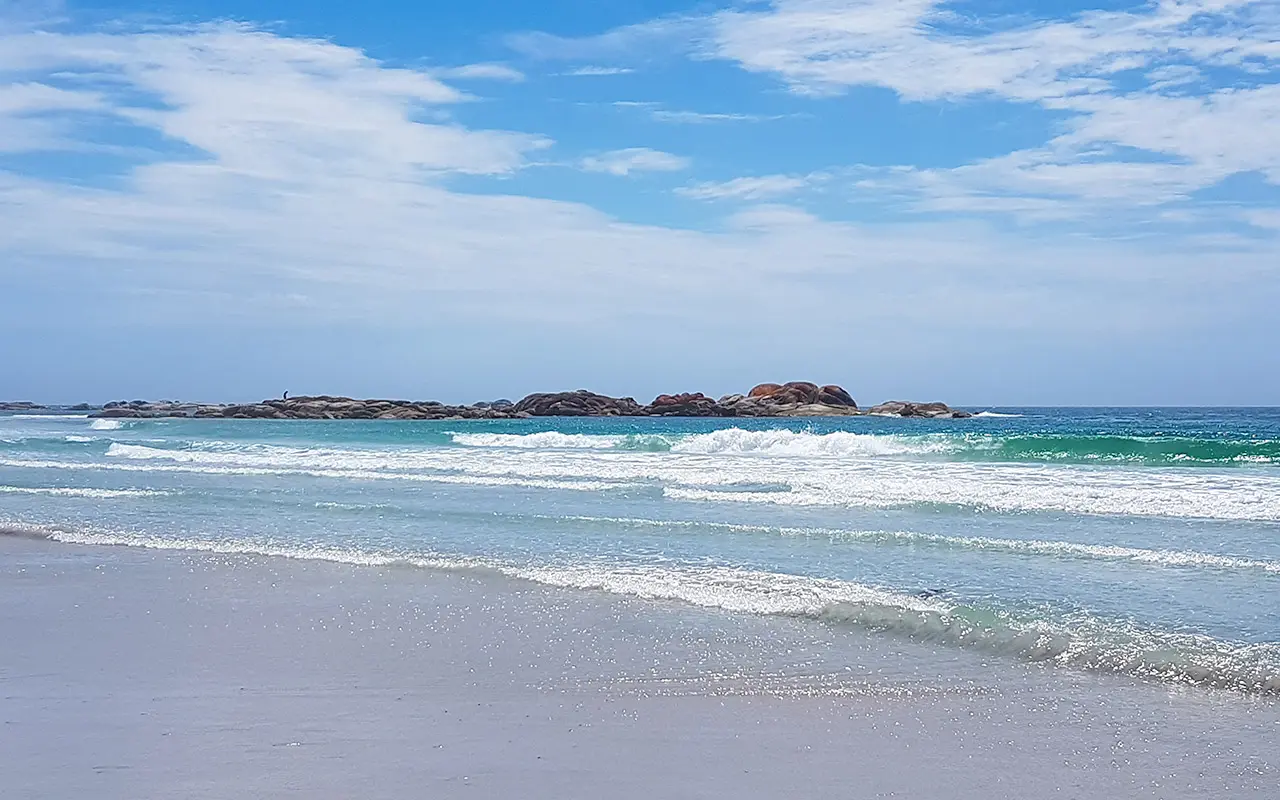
83,383 -> 970,420
96,396 -> 529,420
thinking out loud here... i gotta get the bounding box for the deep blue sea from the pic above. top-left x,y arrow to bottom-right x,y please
4,407 -> 1279,693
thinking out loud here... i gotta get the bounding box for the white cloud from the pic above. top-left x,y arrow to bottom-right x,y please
650,109 -> 776,123
1145,64 -> 1202,91
435,62 -> 525,82
1055,86 -> 1280,183
580,147 -> 690,176
609,100 -> 785,124
564,66 -> 635,76
0,81 -> 105,151
506,16 -> 700,62
0,23 -> 549,176
1245,209 -> 1280,230
678,175 -> 813,200
708,0 -> 1279,102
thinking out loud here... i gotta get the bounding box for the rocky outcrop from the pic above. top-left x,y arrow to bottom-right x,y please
93,396 -> 529,420
80,385 -> 968,420
866,401 -> 972,419
748,383 -> 784,399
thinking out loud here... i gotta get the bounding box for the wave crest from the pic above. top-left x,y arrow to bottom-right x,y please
670,428 -> 951,457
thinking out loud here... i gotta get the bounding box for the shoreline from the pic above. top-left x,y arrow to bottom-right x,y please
4,534 -> 1279,799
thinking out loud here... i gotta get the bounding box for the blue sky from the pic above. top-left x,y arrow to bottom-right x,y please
1,0 -> 1278,405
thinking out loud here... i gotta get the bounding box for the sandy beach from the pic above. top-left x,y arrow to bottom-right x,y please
3,534 -> 1277,799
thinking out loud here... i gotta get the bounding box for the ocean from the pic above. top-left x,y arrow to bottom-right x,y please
4,407 -> 1280,695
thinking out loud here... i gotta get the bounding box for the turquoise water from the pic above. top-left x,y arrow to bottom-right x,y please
4,408 -> 1280,692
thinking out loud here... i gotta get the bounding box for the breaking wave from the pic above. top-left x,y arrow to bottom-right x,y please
2,435 -> 1277,520
444,428 -> 1280,466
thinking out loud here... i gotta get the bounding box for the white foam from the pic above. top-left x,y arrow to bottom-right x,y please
315,501 -> 395,511
63,435 -> 95,443
973,411 -> 1024,418
11,434 -> 1280,522
547,515 -> 1280,575
450,432 -> 626,449
7,414 -> 90,420
90,419 -> 125,430
0,485 -> 169,499
669,428 -> 953,457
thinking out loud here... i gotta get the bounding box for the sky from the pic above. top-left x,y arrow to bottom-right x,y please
1,0 -> 1278,405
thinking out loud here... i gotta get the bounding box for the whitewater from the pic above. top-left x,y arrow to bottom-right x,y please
3,407 -> 1279,694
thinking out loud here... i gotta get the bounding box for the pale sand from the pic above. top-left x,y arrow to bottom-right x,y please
2,535 -> 1278,799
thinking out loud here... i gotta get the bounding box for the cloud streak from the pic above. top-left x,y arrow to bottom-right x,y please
580,147 -> 691,176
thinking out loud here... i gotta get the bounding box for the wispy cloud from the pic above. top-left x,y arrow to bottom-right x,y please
610,101 -> 784,124
580,147 -> 690,176
678,174 -> 815,200
650,109 -> 782,123
506,16 -> 701,61
0,23 -> 548,176
707,0 -> 1279,102
564,66 -> 635,76
435,62 -> 525,82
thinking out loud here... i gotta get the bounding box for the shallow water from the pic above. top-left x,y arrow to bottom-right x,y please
3,407 -> 1279,693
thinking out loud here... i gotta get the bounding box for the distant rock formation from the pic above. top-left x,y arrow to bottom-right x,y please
0,402 -> 47,411
80,384 -> 970,420
866,401 -> 971,419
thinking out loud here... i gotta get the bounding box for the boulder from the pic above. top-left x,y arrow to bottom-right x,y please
785,403 -> 861,417
513,390 -> 644,417
817,385 -> 857,408
748,383 -> 784,399
646,392 -> 723,417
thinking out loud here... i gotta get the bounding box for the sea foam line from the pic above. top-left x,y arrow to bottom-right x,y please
0,456 -> 647,495
0,485 -> 169,499
6,414 -> 91,420
545,515 -> 1280,575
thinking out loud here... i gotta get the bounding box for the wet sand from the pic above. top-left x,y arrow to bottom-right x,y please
3,535 -> 1278,799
